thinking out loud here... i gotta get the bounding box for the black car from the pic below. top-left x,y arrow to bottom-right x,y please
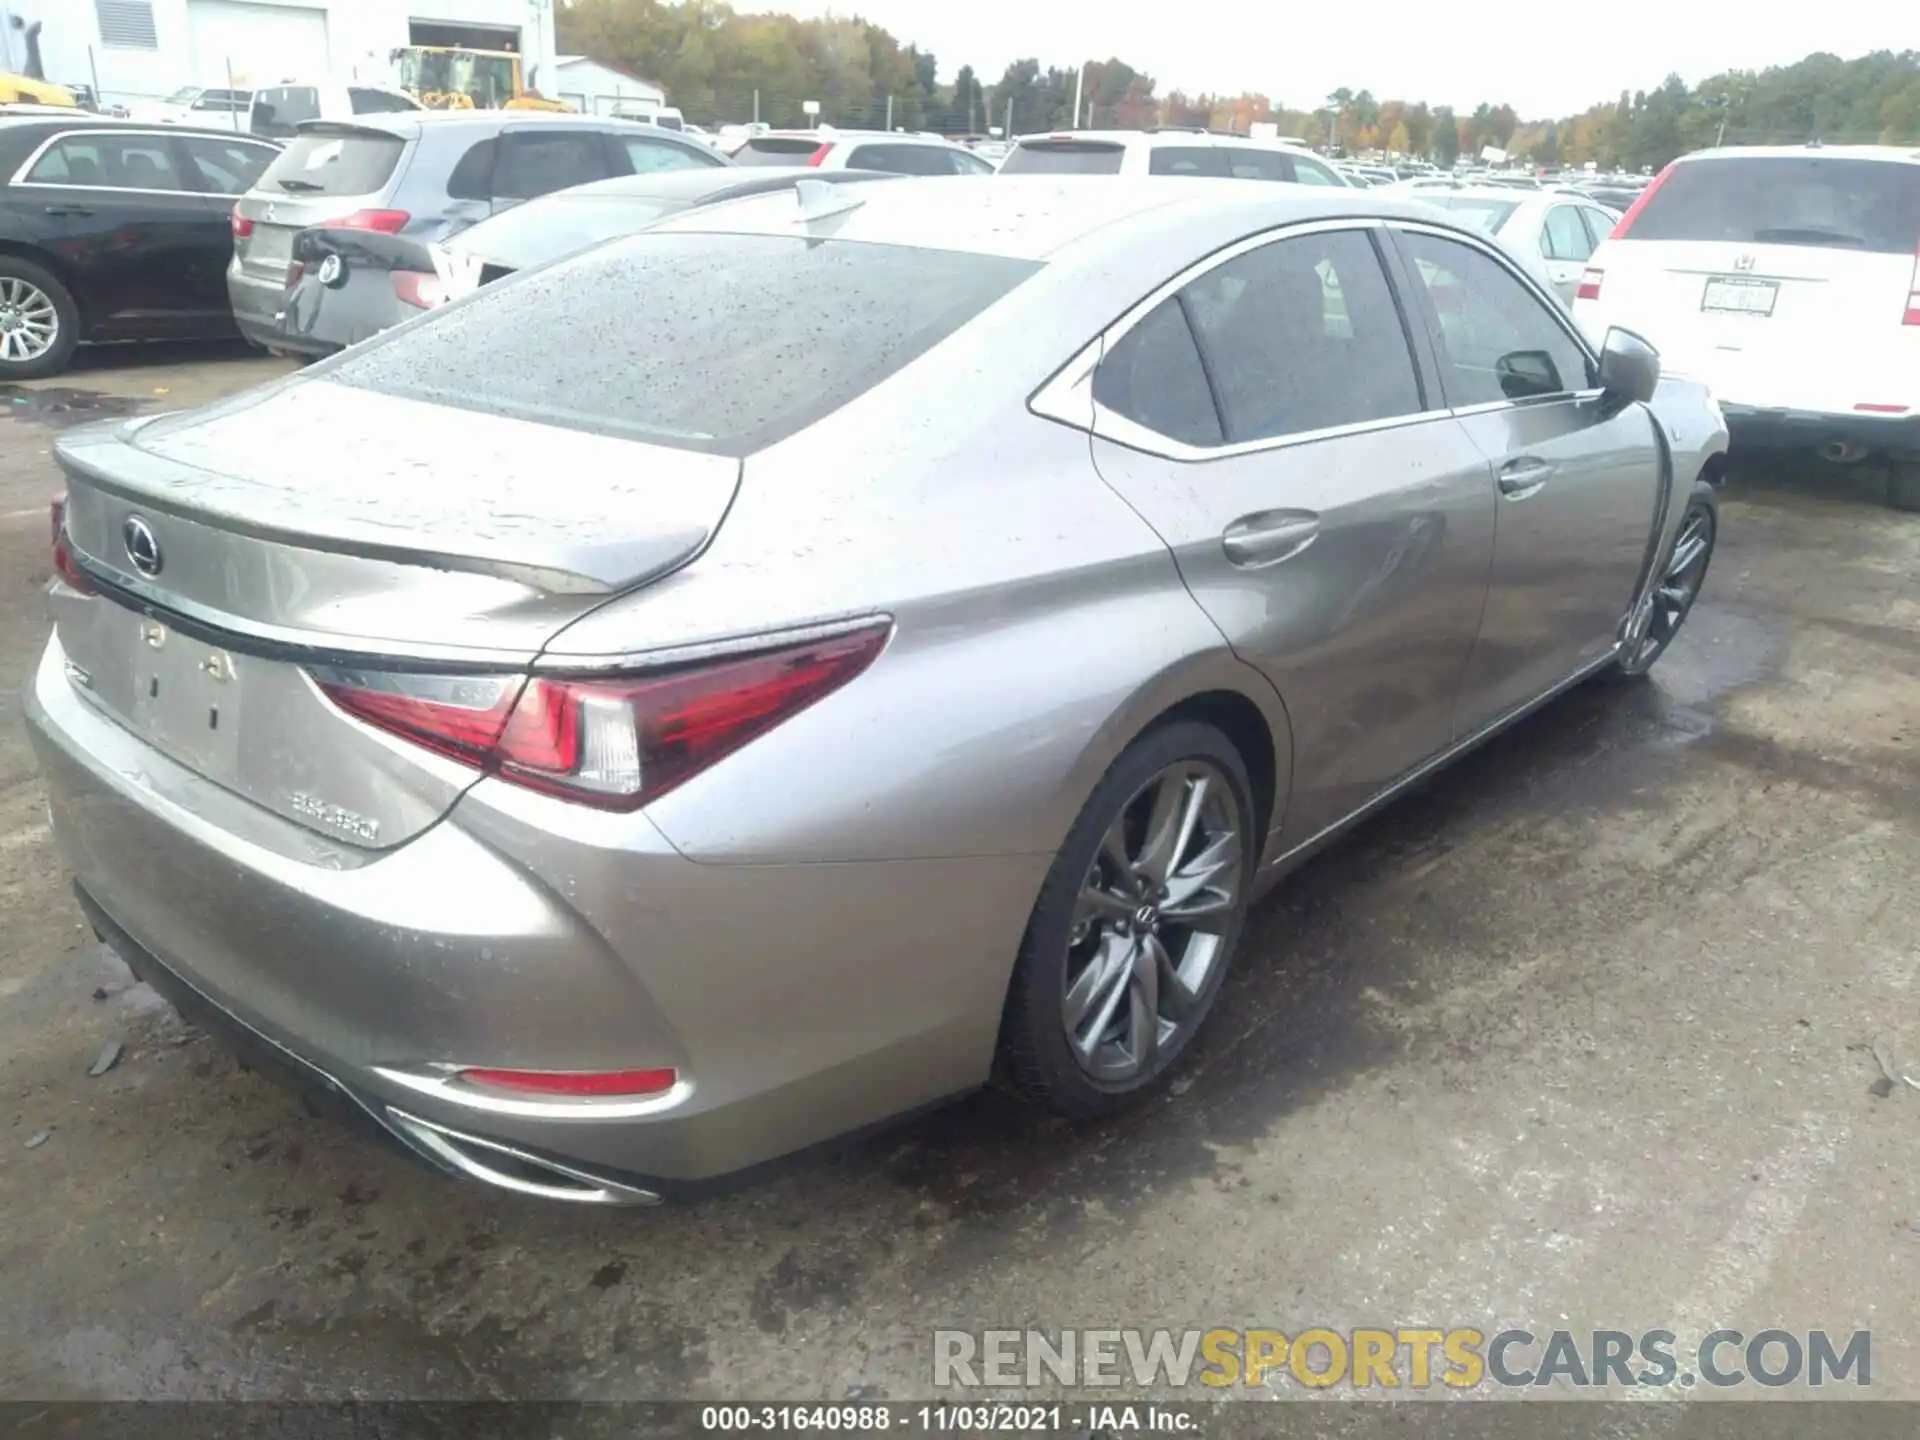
0,116 -> 279,378
278,168 -> 897,353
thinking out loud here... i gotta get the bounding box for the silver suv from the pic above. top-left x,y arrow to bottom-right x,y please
998,128 -> 1348,187
227,110 -> 726,352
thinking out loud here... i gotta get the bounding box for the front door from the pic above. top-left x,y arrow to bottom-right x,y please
1388,225 -> 1663,734
1082,223 -> 1497,849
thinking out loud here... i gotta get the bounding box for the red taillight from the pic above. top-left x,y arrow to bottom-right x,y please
1575,267 -> 1604,302
323,208 -> 409,234
230,204 -> 253,239
806,144 -> 832,167
285,259 -> 304,288
455,1067 -> 678,1098
1608,162 -> 1674,239
391,270 -> 447,309
1854,402 -> 1911,413
311,624 -> 889,809
1903,242 -> 1920,326
50,496 -> 92,593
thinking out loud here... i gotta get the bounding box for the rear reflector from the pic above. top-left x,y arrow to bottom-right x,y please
1854,403 -> 1911,414
391,270 -> 448,309
806,144 -> 832,167
322,208 -> 410,234
455,1067 -> 678,1098
311,623 -> 890,809
1609,162 -> 1674,239
230,205 -> 252,239
1576,267 -> 1604,302
50,496 -> 91,593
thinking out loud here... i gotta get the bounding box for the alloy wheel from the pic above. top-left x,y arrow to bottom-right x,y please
1623,502 -> 1714,673
0,277 -> 58,364
1060,759 -> 1243,1084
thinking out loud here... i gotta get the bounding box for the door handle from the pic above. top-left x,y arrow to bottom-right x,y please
43,204 -> 95,217
1222,509 -> 1320,568
1496,458 -> 1555,498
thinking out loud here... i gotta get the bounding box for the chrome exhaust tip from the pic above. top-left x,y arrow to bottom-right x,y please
385,1108 -> 662,1206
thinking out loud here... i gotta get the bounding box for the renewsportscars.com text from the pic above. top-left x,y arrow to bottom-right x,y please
933,1328 -> 1871,1390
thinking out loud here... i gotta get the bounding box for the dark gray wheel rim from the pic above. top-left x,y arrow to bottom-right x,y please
0,276 -> 57,362
1062,759 -> 1242,1084
1626,504 -> 1713,670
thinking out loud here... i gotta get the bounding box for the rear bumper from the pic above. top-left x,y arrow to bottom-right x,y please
1721,404 -> 1920,457
226,265 -> 332,356
26,634 -> 1030,1199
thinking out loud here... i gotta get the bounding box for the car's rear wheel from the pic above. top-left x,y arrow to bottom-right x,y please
997,721 -> 1255,1117
0,258 -> 78,380
1615,479 -> 1717,677
1890,461 -> 1920,513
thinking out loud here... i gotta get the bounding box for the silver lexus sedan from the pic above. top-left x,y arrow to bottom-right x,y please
29,179 -> 1728,1204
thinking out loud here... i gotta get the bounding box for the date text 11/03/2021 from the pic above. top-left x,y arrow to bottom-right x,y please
701,1405 -> 1191,1431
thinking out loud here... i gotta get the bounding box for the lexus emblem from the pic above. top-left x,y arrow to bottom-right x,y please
122,515 -> 163,577
1733,253 -> 1756,272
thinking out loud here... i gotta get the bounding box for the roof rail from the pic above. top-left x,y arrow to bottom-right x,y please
1145,125 -> 1207,134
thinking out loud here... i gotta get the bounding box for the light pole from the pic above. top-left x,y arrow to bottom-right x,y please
1073,61 -> 1086,129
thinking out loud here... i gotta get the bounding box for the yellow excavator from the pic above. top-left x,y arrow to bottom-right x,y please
390,47 -> 572,112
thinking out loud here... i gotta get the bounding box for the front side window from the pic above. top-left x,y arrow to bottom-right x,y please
619,135 -> 720,173
1540,205 -> 1595,261
846,143 -> 956,177
1092,297 -> 1223,446
1223,149 -> 1291,182
1288,155 -> 1344,186
26,133 -> 187,191
1397,230 -> 1593,406
1177,228 -> 1422,442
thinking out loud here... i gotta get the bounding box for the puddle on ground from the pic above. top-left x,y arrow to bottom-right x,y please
0,386 -> 144,431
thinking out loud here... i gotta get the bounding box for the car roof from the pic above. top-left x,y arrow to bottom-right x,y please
648,173 -> 1461,261
761,128 -> 961,145
0,114 -> 277,140
1012,129 -> 1321,154
300,110 -> 660,138
531,167 -> 894,205
1677,143 -> 1920,166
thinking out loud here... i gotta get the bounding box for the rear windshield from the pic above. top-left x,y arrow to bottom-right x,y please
1425,196 -> 1520,233
327,233 -> 1039,455
1629,157 -> 1920,254
1001,141 -> 1124,175
731,137 -> 823,167
251,85 -> 320,139
255,131 -> 405,197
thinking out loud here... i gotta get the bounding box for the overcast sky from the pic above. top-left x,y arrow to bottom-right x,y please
769,0 -> 1903,118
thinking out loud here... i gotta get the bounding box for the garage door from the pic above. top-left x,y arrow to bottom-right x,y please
187,0 -> 330,89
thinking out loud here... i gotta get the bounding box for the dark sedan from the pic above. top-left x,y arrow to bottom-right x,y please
278,168 -> 895,353
0,116 -> 279,377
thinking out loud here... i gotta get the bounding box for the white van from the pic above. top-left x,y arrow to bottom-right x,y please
248,81 -> 421,140
610,102 -> 685,133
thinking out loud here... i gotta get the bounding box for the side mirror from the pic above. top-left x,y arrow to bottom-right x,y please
1598,326 -> 1660,406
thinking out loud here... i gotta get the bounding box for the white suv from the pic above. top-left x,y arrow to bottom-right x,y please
997,129 -> 1348,187
1572,144 -> 1920,509
727,129 -> 995,175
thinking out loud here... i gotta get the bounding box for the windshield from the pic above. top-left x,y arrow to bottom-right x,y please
448,195 -> 686,270
1628,156 -> 1920,253
328,233 -> 1039,456
1425,196 -> 1520,233
165,87 -> 201,105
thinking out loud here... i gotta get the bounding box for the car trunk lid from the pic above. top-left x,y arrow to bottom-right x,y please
52,379 -> 740,848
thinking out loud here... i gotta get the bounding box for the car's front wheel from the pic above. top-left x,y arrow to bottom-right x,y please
997,721 -> 1255,1117
1889,460 -> 1920,513
0,257 -> 78,380
1615,479 -> 1718,677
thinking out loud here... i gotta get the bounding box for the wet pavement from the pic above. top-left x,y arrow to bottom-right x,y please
1,346 -> 1917,1402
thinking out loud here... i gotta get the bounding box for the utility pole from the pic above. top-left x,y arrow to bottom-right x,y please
1004,95 -> 1013,142
1072,62 -> 1085,129
885,93 -> 893,131
753,88 -> 759,124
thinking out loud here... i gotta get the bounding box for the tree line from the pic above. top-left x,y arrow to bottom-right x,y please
556,2 -> 1920,168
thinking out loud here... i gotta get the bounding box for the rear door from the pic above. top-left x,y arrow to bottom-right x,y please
1577,154 -> 1920,411
14,128 -> 226,335
1078,222 -> 1498,844
235,126 -> 409,287
1389,224 -> 1661,730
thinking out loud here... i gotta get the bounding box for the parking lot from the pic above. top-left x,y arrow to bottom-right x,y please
1,342 -> 1918,1402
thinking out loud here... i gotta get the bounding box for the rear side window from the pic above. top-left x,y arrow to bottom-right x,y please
1179,229 -> 1423,442
846,143 -> 959,177
252,86 -> 320,139
617,134 -> 720,174
492,131 -> 613,200
732,136 -> 824,167
328,233 -> 1039,455
179,135 -> 276,194
1427,196 -> 1520,233
1001,141 -> 1124,175
256,131 -> 404,197
1149,146 -> 1227,178
1222,149 -> 1291,182
1093,298 -> 1223,446
1626,157 -> 1920,254
1288,155 -> 1344,186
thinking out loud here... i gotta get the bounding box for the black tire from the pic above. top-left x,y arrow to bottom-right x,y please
1890,461 -> 1920,514
996,720 -> 1256,1118
1612,478 -> 1718,679
0,255 -> 80,380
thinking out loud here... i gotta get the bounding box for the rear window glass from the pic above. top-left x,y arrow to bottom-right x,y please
256,131 -> 404,197
251,85 -> 320,138
327,233 -> 1039,456
1426,196 -> 1520,233
1001,141 -> 1124,176
731,137 -> 823,167
1628,157 -> 1920,254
